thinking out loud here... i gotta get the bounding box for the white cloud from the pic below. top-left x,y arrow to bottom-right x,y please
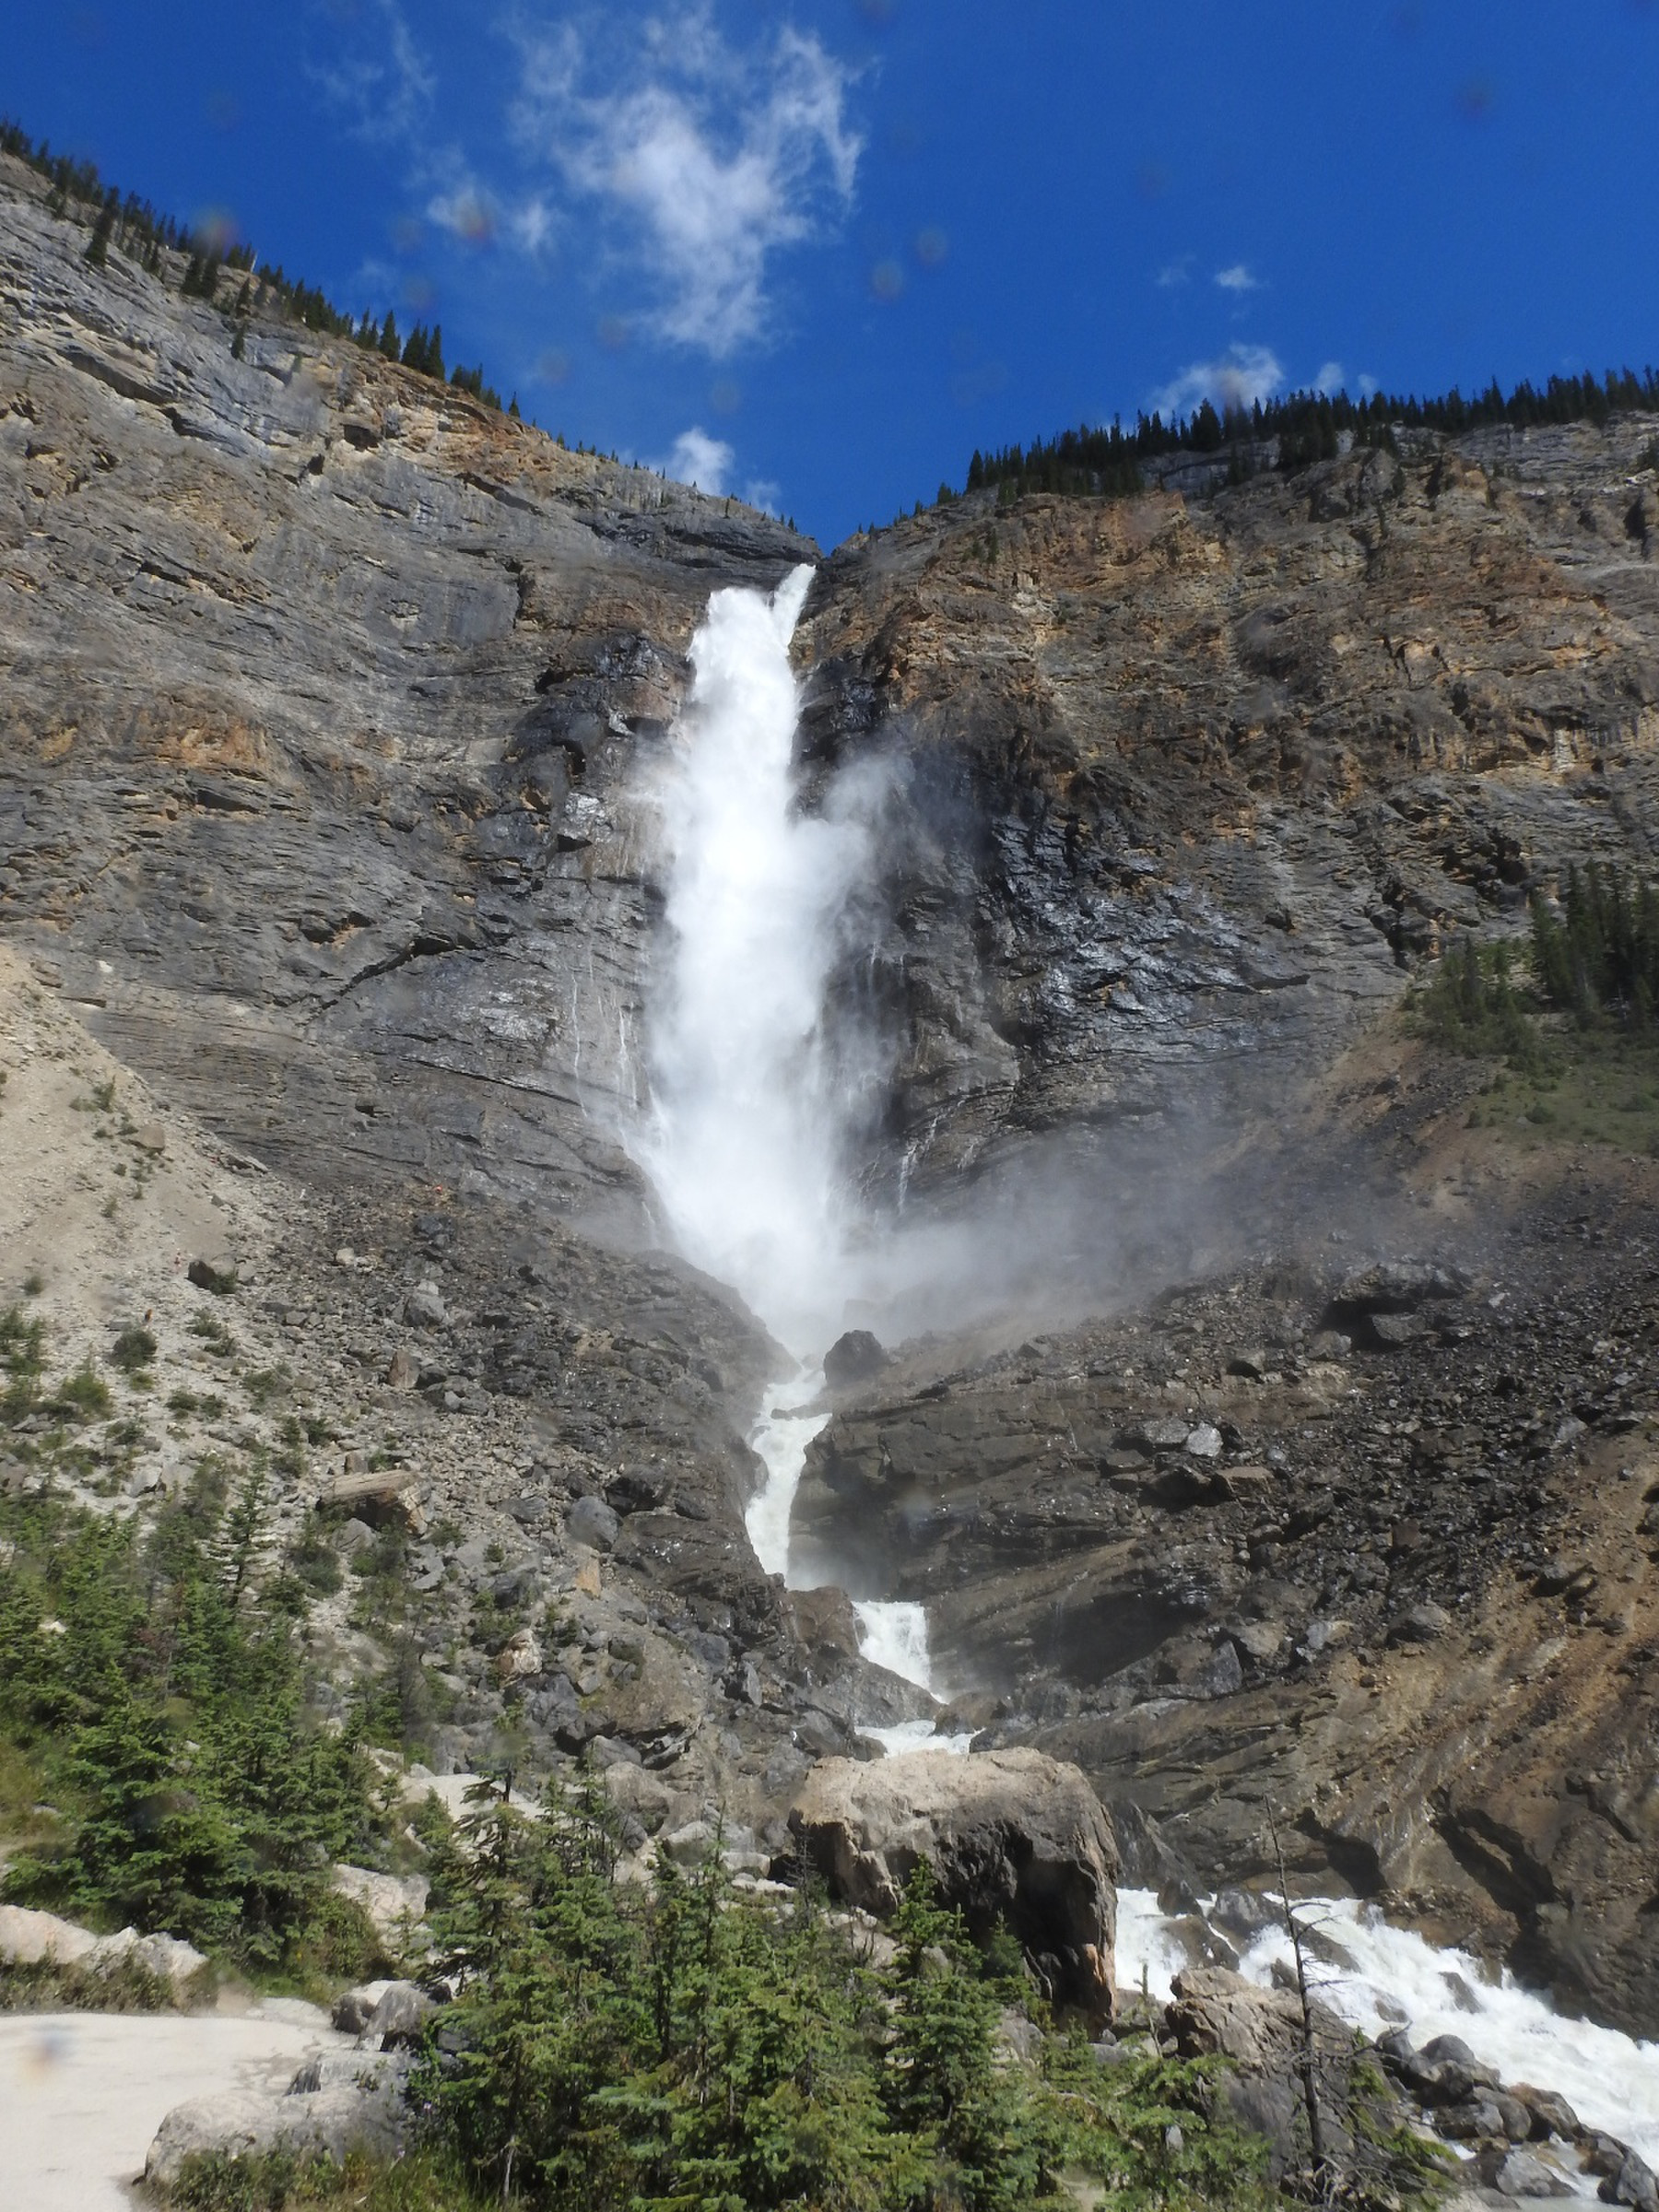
511,16 -> 862,355
309,0 -> 434,144
651,430 -> 782,513
428,181 -> 499,245
512,197 -> 556,254
1359,371 -> 1380,398
1313,359 -> 1345,394
1156,255 -> 1193,289
1151,344 -> 1284,420
660,425 -> 735,494
1214,263 -> 1259,293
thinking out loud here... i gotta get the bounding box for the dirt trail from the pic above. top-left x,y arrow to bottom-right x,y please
0,2005 -> 347,2210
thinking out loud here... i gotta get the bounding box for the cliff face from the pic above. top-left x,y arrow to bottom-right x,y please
0,148 -> 809,1229
794,418 -> 1659,1197
6,153 -> 1659,2035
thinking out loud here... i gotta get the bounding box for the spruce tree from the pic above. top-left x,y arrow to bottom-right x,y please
84,202 -> 113,268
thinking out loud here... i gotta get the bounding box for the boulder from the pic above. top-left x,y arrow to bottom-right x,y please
786,1747 -> 1118,2018
319,1467 -> 426,1535
566,1494 -> 619,1553
187,1253 -> 238,1296
124,1931 -> 209,1989
495,1626 -> 544,1682
823,1330 -> 888,1390
330,1864 -> 429,1940
403,1280 -> 448,1329
0,1903 -> 100,1968
146,2052 -> 411,2188
1509,2083 -> 1581,2140
360,1979 -> 434,2048
1477,2145 -> 1573,2197
1167,1967 -> 1402,2181
332,1979 -> 394,2035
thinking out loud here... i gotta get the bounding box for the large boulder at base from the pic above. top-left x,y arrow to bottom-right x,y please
787,1747 -> 1118,2019
145,2051 -> 412,2188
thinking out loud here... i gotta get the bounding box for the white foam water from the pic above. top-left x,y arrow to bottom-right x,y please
635,563 -> 868,1358
1116,1888 -> 1659,2163
853,1598 -> 933,1686
639,569 -> 963,1753
745,1372 -> 830,1582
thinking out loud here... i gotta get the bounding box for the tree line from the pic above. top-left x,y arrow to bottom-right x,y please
0,114 -> 516,416
962,365 -> 1659,502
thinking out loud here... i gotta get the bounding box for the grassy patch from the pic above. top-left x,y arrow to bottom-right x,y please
0,1949 -> 180,2014
1464,1033 -> 1659,1153
159,2147 -> 485,2212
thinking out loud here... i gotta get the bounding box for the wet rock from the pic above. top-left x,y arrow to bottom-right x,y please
1509,2083 -> 1581,2140
824,1330 -> 888,1390
1605,2149 -> 1659,2212
1477,2146 -> 1573,2197
786,1747 -> 1119,2019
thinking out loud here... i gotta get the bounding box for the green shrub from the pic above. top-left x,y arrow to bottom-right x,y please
112,1325 -> 158,1372
406,1777 -> 1280,2212
51,1364 -> 112,1421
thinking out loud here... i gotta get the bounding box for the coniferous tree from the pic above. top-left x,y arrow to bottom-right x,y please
84,200 -> 113,268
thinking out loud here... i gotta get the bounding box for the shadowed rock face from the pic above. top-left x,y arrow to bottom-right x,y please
6,153 -> 1659,2038
792,419 -> 1659,1203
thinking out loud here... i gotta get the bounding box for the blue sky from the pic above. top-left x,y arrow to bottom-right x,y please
7,2 -> 1659,546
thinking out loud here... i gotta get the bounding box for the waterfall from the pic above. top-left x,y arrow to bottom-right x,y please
633,567 -> 957,1732
635,564 -> 865,1359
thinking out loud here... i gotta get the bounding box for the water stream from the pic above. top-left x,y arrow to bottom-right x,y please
630,569 -> 1659,2137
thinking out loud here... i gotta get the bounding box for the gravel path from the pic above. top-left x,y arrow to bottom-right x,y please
1,2005 -> 347,2211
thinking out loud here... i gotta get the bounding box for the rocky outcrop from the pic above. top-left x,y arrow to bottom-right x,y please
785,1747 -> 1118,2018
145,2050 -> 413,2188
0,1903 -> 207,1994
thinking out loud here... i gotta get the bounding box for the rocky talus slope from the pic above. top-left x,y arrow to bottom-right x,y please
4,144 -> 1659,2048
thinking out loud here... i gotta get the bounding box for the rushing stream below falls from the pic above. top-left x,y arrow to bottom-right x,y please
629,566 -> 1659,2167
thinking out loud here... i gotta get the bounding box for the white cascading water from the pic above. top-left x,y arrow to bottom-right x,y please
632,571 -> 1657,2137
1117,1888 -> 1659,2163
637,564 -> 862,1357
635,567 -> 956,1734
